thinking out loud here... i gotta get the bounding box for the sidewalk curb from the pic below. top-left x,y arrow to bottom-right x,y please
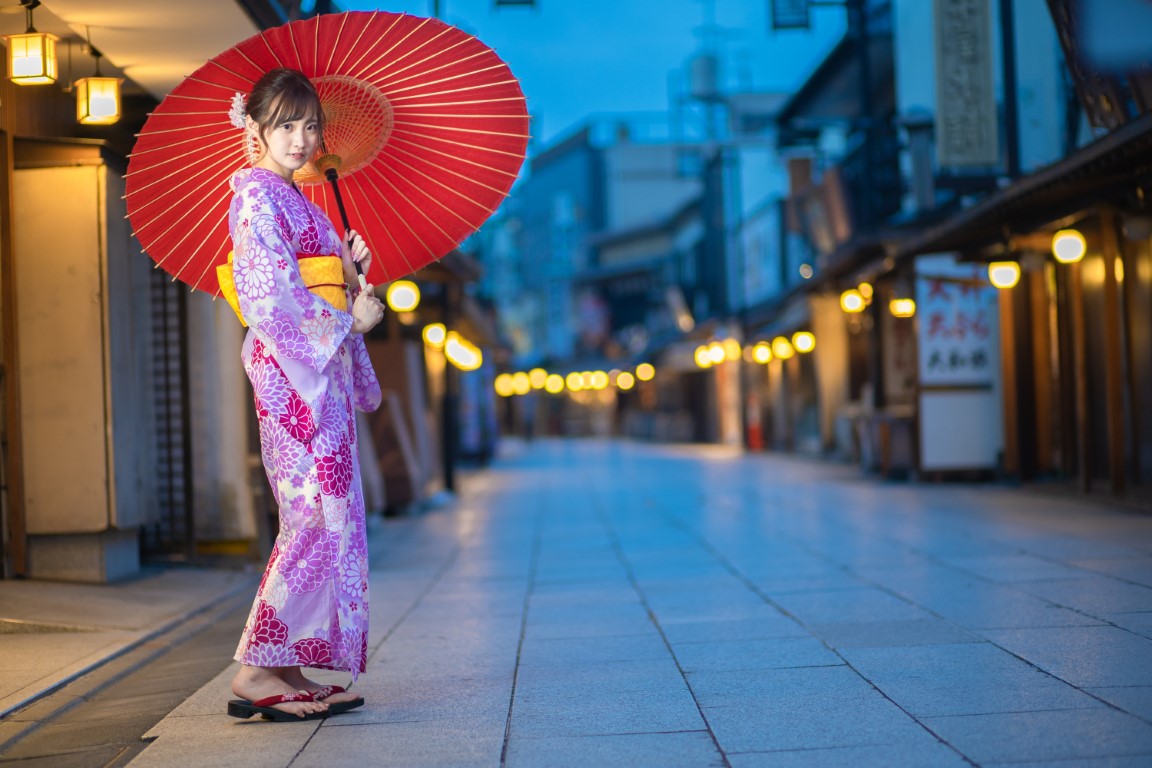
0,572 -> 259,722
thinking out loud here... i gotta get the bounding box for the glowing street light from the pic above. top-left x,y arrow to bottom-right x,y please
792,331 -> 815,353
988,261 -> 1021,289
422,322 -> 446,348
385,280 -> 420,312
1052,228 -> 1087,264
635,363 -> 655,381
840,289 -> 865,313
771,337 -> 794,360
494,374 -> 514,397
889,298 -> 917,318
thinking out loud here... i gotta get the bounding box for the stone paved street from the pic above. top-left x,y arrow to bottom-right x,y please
131,439 -> 1152,767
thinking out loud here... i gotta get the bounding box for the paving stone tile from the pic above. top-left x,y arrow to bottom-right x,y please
649,599 -> 785,624
938,554 -> 1093,584
805,540 -> 930,569
1085,687 -> 1152,722
1016,578 -> 1152,617
510,685 -> 705,738
505,730 -> 723,768
645,591 -> 770,615
131,714 -> 317,768
1071,558 -> 1152,588
727,740 -> 971,768
331,677 -> 511,726
513,658 -> 685,689
881,575 -> 1104,630
525,613 -> 657,640
841,642 -> 1101,717
529,585 -> 643,607
674,636 -> 841,673
298,719 -> 505,767
517,633 -> 671,670
771,587 -> 930,625
658,616 -> 810,645
922,708 -> 1152,764
808,619 -> 982,649
747,573 -> 873,596
984,756 -> 1152,767
697,668 -> 925,753
1008,537 -> 1147,561
982,626 -> 1152,687
1103,612 -> 1152,639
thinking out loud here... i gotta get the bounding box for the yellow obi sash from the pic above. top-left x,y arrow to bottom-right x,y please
218,252 -> 347,327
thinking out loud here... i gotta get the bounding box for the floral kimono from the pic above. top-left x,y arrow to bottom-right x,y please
229,167 -> 381,679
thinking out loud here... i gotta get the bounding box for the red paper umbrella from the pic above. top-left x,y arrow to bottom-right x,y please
126,11 -> 529,296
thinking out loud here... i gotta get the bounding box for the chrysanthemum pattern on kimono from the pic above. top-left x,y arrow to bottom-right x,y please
229,167 -> 381,679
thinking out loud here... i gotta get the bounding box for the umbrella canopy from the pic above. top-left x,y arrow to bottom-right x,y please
126,11 -> 529,295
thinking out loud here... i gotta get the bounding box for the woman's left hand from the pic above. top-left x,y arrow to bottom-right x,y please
341,229 -> 372,286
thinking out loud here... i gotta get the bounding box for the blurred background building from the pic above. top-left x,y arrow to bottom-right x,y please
474,0 -> 1152,507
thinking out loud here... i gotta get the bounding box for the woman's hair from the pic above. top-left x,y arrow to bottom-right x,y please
246,68 -> 324,148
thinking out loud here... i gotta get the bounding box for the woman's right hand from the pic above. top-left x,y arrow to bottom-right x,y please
350,284 -> 385,334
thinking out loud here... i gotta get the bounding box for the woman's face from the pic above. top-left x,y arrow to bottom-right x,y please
249,113 -> 320,180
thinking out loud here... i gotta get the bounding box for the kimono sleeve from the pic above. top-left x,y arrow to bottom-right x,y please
349,334 -> 382,412
231,185 -> 353,374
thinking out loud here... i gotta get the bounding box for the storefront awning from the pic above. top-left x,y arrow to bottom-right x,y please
896,111 -> 1152,259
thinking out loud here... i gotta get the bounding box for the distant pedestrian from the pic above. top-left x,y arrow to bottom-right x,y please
221,68 -> 384,721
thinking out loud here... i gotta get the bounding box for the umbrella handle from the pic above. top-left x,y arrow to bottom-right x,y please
324,167 -> 369,291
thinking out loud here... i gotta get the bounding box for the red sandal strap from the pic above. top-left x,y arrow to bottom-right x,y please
250,690 -> 314,708
313,685 -> 347,699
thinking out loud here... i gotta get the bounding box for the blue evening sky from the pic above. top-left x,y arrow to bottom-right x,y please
343,0 -> 847,148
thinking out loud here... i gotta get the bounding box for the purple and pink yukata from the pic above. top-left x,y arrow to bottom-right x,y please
228,166 -> 381,680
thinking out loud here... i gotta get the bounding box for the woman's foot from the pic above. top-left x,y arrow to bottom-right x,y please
231,665 -> 329,718
276,666 -> 361,706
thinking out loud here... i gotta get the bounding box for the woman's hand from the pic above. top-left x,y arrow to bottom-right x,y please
341,229 -> 373,287
350,283 -> 385,335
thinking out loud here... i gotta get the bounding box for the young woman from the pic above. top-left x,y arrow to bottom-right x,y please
223,67 -> 385,721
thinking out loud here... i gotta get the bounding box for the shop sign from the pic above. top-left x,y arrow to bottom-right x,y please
934,0 -> 1000,167
916,254 -> 998,387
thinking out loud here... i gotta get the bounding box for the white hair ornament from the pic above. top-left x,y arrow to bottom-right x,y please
228,93 -> 247,129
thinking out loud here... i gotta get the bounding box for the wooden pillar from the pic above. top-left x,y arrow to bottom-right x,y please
1120,224 -> 1142,485
1027,266 -> 1054,472
0,59 -> 26,577
1068,259 -> 1091,493
998,284 -> 1020,477
1098,208 -> 1127,496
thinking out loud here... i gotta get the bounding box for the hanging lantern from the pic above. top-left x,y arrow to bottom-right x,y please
76,76 -> 123,125
6,31 -> 59,85
6,2 -> 58,85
